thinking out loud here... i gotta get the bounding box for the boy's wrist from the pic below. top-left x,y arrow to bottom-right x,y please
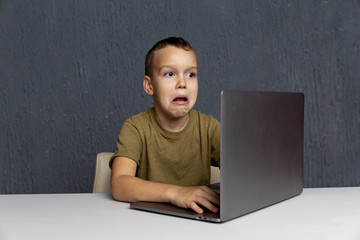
163,184 -> 181,203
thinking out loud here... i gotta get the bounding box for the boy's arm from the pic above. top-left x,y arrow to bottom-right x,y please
111,156 -> 219,214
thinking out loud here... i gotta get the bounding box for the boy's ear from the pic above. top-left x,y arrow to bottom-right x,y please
143,76 -> 154,96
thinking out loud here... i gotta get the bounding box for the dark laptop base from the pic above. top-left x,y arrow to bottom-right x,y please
130,201 -> 221,223
131,183 -> 221,222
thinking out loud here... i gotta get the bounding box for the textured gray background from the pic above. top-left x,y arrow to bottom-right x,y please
0,0 -> 359,194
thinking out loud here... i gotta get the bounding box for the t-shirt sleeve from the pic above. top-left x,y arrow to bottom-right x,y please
109,120 -> 142,168
210,118 -> 220,167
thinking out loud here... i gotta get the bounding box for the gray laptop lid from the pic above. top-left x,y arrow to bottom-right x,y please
220,90 -> 304,221
131,90 -> 304,222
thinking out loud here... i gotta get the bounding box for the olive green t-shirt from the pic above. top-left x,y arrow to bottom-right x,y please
110,108 -> 220,186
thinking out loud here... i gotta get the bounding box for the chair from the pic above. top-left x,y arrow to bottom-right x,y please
93,152 -> 220,193
93,152 -> 113,193
210,165 -> 220,185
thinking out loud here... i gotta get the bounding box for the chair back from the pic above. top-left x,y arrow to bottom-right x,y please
93,152 -> 113,193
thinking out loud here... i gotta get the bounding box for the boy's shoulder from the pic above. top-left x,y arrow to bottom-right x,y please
126,108 -> 155,125
190,109 -> 220,133
190,109 -> 219,123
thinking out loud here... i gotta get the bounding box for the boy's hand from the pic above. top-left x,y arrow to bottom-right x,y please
167,186 -> 220,214
112,156 -> 219,214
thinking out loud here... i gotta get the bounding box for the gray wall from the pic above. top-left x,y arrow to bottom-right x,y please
1,0 -> 359,194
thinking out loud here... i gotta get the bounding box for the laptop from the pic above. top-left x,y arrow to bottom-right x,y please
130,90 -> 304,222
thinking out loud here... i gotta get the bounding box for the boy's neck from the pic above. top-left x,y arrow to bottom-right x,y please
154,109 -> 190,133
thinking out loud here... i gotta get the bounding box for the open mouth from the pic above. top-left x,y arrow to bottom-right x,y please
172,96 -> 189,104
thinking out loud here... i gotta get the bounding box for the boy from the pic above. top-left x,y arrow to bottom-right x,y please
110,37 -> 220,214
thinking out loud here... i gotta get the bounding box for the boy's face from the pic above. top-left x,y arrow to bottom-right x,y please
144,45 -> 198,121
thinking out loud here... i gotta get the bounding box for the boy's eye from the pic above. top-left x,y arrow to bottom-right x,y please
164,72 -> 175,77
187,72 -> 196,78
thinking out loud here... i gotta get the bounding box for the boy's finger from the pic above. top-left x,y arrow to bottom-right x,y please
196,198 -> 219,213
190,201 -> 204,214
198,189 -> 220,206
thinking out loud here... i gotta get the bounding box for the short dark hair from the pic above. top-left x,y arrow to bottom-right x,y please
145,37 -> 194,76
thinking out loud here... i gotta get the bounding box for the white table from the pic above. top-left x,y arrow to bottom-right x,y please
1,187 -> 360,240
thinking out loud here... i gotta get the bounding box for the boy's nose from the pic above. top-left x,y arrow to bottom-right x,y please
176,76 -> 187,89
